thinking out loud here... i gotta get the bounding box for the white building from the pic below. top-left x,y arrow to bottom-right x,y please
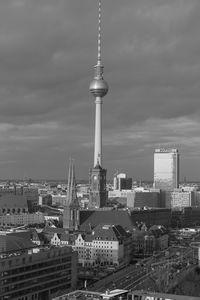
113,173 -> 126,190
73,224 -> 131,267
165,190 -> 194,208
154,148 -> 179,191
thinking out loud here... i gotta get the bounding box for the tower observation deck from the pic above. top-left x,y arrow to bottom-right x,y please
89,0 -> 108,208
89,0 -> 108,168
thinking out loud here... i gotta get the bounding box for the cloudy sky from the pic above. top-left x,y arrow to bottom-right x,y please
0,0 -> 200,181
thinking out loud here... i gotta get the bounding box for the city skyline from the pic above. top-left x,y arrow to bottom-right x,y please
0,0 -> 200,180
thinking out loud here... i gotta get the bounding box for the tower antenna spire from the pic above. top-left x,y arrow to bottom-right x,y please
88,0 -> 108,208
97,0 -> 102,65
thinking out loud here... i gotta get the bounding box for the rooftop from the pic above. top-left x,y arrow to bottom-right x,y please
52,289 -> 128,300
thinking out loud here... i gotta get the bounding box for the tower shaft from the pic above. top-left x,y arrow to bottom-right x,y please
94,97 -> 103,166
88,0 -> 108,208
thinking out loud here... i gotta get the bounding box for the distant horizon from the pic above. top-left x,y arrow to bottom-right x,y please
1,178 -> 200,185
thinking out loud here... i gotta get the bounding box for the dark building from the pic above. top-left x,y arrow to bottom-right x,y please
80,208 -> 171,232
120,178 -> 132,190
88,164 -> 107,208
171,206 -> 200,228
0,236 -> 77,300
63,160 -> 80,231
130,208 -> 171,228
80,209 -> 134,231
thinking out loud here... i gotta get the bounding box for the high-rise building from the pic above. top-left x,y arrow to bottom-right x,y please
89,0 -> 108,208
154,148 -> 179,191
63,159 -> 80,231
113,173 -> 132,191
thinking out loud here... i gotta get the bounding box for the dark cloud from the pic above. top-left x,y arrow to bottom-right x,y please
0,0 -> 199,180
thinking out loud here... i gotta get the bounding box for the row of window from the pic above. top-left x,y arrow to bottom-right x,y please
1,256 -> 71,277
3,277 -> 69,298
1,265 -> 71,286
2,271 -> 70,294
76,245 -> 113,250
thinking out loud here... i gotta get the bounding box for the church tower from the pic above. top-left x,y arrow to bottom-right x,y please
63,159 -> 80,231
89,0 -> 108,208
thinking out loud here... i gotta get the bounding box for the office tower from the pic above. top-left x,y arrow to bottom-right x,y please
113,173 -> 132,191
63,159 -> 80,231
154,148 -> 179,191
89,0 -> 108,208
0,240 -> 77,299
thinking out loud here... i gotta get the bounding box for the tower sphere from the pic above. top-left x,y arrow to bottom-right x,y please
89,78 -> 109,98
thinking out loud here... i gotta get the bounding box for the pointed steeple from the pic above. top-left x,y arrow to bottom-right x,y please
66,158 -> 78,206
63,159 -> 80,231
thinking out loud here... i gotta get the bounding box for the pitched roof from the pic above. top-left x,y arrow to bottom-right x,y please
80,209 -> 134,231
3,235 -> 36,252
43,227 -> 68,234
91,224 -> 129,241
0,194 -> 28,208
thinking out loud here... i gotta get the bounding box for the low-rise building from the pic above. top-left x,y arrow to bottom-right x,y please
52,195 -> 67,207
41,224 -> 132,268
0,212 -> 44,227
171,206 -> 200,228
149,225 -> 168,250
132,225 -> 168,257
127,190 -> 160,208
132,230 -> 156,257
74,224 -> 132,267
165,190 -> 195,208
128,290 -> 200,300
130,208 -> 171,228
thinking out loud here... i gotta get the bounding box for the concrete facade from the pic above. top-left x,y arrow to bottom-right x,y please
0,245 -> 77,300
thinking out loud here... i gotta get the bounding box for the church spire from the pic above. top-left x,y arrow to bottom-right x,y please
67,158 -> 77,206
63,159 -> 79,231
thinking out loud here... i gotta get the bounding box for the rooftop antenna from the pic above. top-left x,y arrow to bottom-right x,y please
97,0 -> 102,66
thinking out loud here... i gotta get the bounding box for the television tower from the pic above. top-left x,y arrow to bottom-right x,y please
89,0 -> 108,167
89,0 -> 108,208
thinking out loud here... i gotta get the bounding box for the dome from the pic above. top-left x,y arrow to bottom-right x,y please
89,78 -> 109,97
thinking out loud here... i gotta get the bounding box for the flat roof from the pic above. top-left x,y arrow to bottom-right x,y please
101,289 -> 128,299
53,289 -> 128,300
131,290 -> 199,300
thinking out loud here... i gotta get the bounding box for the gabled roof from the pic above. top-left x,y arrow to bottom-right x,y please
80,209 -> 134,231
91,224 -> 129,241
60,232 -> 70,241
84,234 -> 93,242
0,194 -> 28,208
3,235 -> 36,252
43,226 -> 68,234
